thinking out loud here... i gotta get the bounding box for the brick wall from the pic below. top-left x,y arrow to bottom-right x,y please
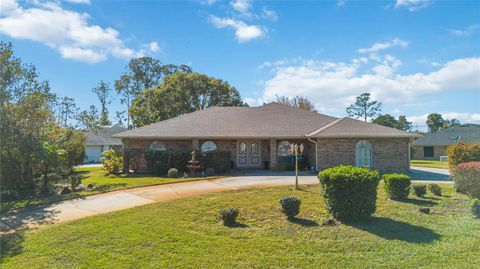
316,138 -> 410,173
411,145 -> 447,160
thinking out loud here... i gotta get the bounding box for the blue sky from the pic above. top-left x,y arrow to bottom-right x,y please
1,0 -> 479,129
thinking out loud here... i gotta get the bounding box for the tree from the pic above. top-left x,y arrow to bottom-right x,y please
92,81 -> 111,125
56,96 -> 78,127
115,57 -> 192,128
275,95 -> 317,112
372,114 -> 413,131
130,72 -> 244,127
445,118 -> 461,128
426,113 -> 445,133
346,93 -> 382,122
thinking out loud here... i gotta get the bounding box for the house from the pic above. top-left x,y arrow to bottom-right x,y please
84,125 -> 127,163
113,103 -> 419,173
412,124 -> 480,160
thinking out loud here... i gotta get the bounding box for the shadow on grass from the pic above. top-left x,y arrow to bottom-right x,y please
349,217 -> 441,243
399,198 -> 438,207
289,217 -> 319,227
224,222 -> 249,228
0,231 -> 25,260
94,183 -> 128,192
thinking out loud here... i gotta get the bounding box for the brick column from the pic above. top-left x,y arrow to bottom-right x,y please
270,139 -> 277,169
122,139 -> 130,174
192,139 -> 199,150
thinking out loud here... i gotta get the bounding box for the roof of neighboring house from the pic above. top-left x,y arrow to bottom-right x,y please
412,124 -> 480,146
85,125 -> 127,146
114,103 -> 419,139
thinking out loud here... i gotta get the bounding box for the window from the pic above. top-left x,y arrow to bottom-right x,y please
149,141 -> 166,151
251,142 -> 258,154
278,141 -> 291,157
201,141 -> 217,152
424,146 -> 434,158
239,142 -> 247,154
355,140 -> 372,168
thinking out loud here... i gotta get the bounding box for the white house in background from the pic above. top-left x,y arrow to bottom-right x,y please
84,125 -> 127,163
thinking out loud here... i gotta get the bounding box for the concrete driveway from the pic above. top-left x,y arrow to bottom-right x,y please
0,168 -> 451,233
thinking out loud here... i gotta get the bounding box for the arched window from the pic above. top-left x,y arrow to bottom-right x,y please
201,141 -> 217,152
278,141 -> 291,157
355,140 -> 372,168
149,141 -> 166,151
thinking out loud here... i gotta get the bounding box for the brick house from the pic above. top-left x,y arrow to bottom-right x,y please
114,103 -> 419,173
412,124 -> 480,160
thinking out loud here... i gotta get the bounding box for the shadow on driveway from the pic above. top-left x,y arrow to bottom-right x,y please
408,168 -> 451,182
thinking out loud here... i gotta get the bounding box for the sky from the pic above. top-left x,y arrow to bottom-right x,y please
1,0 -> 479,130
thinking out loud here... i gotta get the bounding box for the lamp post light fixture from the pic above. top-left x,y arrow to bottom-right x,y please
290,143 -> 304,190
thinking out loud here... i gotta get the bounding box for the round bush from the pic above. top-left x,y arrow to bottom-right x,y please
219,207 -> 239,225
413,185 -> 427,197
471,199 -> 480,218
318,165 -> 381,222
167,168 -> 180,178
428,184 -> 442,196
279,195 -> 301,219
383,174 -> 411,199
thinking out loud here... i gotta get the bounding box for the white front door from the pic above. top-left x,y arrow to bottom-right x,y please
237,141 -> 261,168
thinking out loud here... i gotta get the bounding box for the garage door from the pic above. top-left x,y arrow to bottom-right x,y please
85,146 -> 102,163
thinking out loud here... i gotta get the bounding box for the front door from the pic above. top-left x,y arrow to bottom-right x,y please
237,141 -> 261,168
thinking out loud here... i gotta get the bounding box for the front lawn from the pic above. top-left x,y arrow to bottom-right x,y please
0,166 -> 220,213
2,184 -> 479,268
411,160 -> 449,169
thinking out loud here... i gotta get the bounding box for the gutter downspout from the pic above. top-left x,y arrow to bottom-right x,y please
306,135 -> 318,172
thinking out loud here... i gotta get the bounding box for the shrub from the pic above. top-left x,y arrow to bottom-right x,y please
413,185 -> 427,197
318,165 -> 380,222
428,184 -> 442,196
144,150 -> 169,176
279,196 -> 301,219
124,148 -> 143,173
100,149 -> 123,174
168,168 -> 179,178
471,199 -> 480,218
168,151 -> 193,173
383,174 -> 411,199
447,142 -> 480,168
219,207 -> 239,225
451,162 -> 480,198
203,151 -> 232,173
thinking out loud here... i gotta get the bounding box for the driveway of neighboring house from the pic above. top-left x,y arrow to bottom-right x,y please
0,168 -> 451,233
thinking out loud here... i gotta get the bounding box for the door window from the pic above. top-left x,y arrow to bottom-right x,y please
239,142 -> 247,154
251,142 -> 258,154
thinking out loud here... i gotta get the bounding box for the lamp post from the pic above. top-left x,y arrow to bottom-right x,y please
290,143 -> 304,190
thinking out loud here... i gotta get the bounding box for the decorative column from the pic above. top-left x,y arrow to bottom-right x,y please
122,139 -> 129,174
192,138 -> 199,150
270,139 -> 277,169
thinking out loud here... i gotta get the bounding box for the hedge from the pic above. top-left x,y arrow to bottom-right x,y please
447,143 -> 480,168
451,161 -> 480,198
318,165 -> 380,222
383,174 -> 411,200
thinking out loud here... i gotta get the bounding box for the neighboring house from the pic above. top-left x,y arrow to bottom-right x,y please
84,125 -> 127,163
412,124 -> 480,160
113,103 -> 419,173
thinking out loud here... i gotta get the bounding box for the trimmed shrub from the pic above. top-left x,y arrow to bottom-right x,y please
428,184 -> 442,196
219,207 -> 239,225
168,168 -> 179,178
383,174 -> 411,199
124,148 -> 143,172
100,149 -> 123,174
168,151 -> 193,173
318,165 -> 381,222
279,195 -> 301,219
413,185 -> 427,197
203,151 -> 232,174
471,199 -> 480,218
451,162 -> 480,198
447,143 -> 480,168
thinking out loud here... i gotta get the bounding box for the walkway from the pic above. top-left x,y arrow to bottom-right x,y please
0,168 -> 451,233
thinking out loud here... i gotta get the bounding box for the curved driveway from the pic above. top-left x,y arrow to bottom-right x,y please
0,167 -> 450,233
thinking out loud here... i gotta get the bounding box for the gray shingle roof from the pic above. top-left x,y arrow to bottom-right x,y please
85,125 -> 127,146
412,124 -> 480,146
114,103 -> 418,139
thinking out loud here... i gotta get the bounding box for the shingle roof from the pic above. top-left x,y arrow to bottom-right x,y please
114,103 -> 418,139
412,124 -> 480,146
85,125 -> 127,146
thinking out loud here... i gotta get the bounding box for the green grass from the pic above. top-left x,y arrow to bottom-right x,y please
2,183 -> 479,268
0,166 -> 220,213
411,160 -> 449,169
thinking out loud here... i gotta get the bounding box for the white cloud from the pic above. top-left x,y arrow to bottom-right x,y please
63,0 -> 90,4
395,0 -> 433,11
230,0 -> 252,16
358,38 -> 409,54
209,16 -> 265,42
0,0 -> 17,15
149,41 -> 160,52
261,7 -> 278,21
0,1 -> 149,63
261,56 -> 480,115
449,25 -> 480,37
